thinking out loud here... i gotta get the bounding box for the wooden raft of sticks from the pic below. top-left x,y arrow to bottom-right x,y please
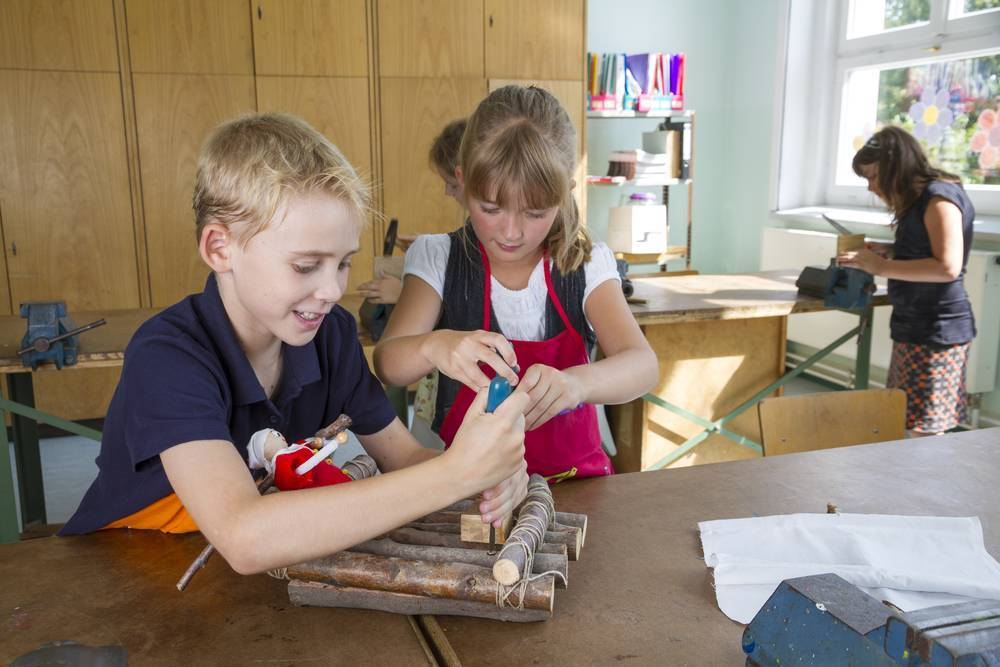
279,474 -> 588,622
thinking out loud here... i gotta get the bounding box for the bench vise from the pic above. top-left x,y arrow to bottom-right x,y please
796,260 -> 876,310
743,573 -> 1000,666
17,301 -> 106,370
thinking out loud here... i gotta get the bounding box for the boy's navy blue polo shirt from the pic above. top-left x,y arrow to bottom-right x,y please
61,274 -> 397,535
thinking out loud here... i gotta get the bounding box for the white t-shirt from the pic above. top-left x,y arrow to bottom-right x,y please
403,234 -> 621,341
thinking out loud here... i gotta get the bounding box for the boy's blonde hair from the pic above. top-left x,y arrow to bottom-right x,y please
429,118 -> 467,178
460,85 -> 591,273
193,112 -> 370,244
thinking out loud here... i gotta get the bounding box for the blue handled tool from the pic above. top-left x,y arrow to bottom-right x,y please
486,376 -> 512,413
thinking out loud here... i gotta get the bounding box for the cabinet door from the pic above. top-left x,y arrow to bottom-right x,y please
125,0 -> 253,74
378,0 -> 483,77
485,0 -> 583,81
134,74 -> 256,307
0,70 -> 139,311
253,0 -> 367,77
0,0 -> 118,71
488,79 -> 586,217
380,78 -> 486,237
257,76 -> 376,291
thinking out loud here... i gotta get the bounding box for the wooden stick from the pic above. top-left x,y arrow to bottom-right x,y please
342,454 -> 379,480
386,526 -> 567,557
404,520 -> 581,560
492,474 -> 555,586
348,538 -> 568,587
286,551 -> 554,611
555,511 -> 588,547
315,414 -> 353,440
288,579 -> 551,622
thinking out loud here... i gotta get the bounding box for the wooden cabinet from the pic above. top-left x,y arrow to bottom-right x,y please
378,0 -> 484,78
252,0 -> 368,76
485,0 -> 584,81
125,0 -> 254,74
257,75 -> 376,291
380,77 -> 487,237
0,0 -> 118,72
134,74 -> 257,306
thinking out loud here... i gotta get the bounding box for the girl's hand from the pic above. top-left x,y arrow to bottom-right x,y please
447,387 -> 530,493
422,329 -> 519,391
516,364 -> 585,431
837,248 -> 884,275
358,272 -> 403,305
865,241 -> 893,258
479,461 -> 528,527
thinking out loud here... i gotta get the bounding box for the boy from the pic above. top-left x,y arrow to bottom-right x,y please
61,113 -> 530,575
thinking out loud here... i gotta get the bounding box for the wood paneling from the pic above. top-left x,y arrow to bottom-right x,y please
378,0 -> 483,78
133,74 -> 256,307
485,0 -> 583,80
0,70 -> 140,311
253,0 -> 368,77
380,77 -> 486,237
256,75 -> 376,292
0,0 -> 118,72
125,0 -> 253,74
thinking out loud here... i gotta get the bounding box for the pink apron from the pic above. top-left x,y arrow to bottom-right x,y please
437,244 -> 613,481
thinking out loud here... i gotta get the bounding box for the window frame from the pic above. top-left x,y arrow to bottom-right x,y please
778,0 -> 1000,216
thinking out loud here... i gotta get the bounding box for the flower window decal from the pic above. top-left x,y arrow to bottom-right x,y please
970,108 -> 999,171
908,88 -> 954,145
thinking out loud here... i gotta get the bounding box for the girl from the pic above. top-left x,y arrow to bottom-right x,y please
839,126 -> 976,436
375,85 -> 658,480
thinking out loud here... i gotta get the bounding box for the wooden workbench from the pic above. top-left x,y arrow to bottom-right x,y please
433,427 -> 1000,665
611,269 -> 890,471
0,529 -> 434,665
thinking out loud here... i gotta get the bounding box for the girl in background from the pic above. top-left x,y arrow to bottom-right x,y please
839,126 -> 976,436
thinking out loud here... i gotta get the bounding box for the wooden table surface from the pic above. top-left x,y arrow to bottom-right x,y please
435,428 -> 1000,665
0,295 -> 372,374
628,269 -> 889,325
0,529 -> 433,665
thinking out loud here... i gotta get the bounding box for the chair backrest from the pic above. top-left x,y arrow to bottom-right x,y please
757,388 -> 906,456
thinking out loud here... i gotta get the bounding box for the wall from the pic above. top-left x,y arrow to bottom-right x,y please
586,0 -> 785,273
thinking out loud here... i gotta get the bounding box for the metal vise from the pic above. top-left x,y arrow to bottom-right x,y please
796,260 -> 876,310
743,573 -> 1000,666
18,301 -> 105,370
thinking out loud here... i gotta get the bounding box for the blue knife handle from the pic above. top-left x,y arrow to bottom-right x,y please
486,376 -> 512,414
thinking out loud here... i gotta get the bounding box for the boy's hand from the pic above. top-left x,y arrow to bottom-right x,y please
517,364 -> 585,430
422,329 -> 519,391
447,386 -> 529,493
479,461 -> 528,526
357,272 -> 403,305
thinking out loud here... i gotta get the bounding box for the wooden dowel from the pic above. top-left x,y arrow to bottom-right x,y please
342,454 -> 378,480
555,511 -> 588,547
286,551 -> 554,611
404,521 -> 580,560
492,474 -> 555,586
386,527 -> 567,557
348,538 -> 568,587
288,580 -> 551,622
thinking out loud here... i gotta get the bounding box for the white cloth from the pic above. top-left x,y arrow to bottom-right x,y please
699,513 -> 1000,624
403,234 -> 620,341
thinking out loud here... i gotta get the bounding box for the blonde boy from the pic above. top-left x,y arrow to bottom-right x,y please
62,113 -> 529,574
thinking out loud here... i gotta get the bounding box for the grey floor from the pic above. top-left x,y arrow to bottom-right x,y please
5,375 -> 831,528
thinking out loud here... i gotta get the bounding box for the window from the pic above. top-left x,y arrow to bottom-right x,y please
777,0 -> 1000,215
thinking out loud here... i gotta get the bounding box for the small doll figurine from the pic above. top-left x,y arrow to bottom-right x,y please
246,428 -> 353,491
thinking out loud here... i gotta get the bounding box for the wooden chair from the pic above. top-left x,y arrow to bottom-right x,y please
757,388 -> 907,456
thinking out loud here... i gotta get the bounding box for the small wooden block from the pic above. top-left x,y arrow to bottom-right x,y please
460,512 -> 513,544
836,233 -> 866,254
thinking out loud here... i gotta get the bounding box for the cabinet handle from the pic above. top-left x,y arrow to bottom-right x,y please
10,242 -> 16,256
257,5 -> 262,19
489,15 -> 493,27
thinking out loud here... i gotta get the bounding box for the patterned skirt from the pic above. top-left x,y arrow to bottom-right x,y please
887,341 -> 970,434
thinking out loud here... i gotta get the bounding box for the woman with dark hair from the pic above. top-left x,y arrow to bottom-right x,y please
839,125 -> 976,436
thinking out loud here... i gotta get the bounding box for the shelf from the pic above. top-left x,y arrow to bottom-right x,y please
613,247 -> 688,264
587,109 -> 693,119
587,176 -> 688,187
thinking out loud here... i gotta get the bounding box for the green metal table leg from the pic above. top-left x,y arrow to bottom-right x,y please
854,304 -> 873,389
8,373 -> 45,527
0,408 -> 18,543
